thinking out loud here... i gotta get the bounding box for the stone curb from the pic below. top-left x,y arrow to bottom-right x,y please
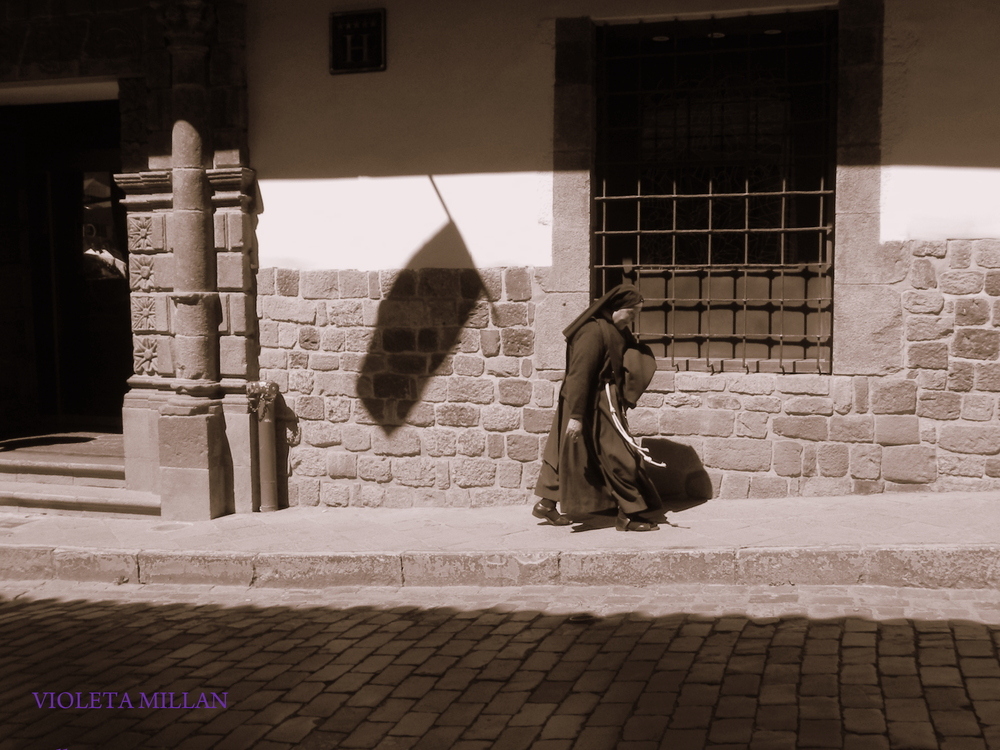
2,543 -> 1000,589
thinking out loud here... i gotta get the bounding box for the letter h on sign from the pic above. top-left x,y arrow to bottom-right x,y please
330,9 -> 386,74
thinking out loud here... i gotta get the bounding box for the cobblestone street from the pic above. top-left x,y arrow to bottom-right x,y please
4,582 -> 1000,749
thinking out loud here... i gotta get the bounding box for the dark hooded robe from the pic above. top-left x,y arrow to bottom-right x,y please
534,284 -> 662,517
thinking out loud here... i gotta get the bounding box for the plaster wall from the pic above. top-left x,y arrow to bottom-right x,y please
880,0 -> 1000,241
246,0 -> 831,272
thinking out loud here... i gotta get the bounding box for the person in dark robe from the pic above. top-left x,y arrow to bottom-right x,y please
532,284 -> 662,531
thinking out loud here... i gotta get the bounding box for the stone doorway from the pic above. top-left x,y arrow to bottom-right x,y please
0,100 -> 132,439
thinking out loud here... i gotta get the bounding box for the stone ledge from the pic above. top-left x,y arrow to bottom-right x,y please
4,543 -> 1000,590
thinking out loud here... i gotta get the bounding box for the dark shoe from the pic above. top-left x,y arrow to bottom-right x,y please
533,501 -> 572,526
616,510 -> 658,532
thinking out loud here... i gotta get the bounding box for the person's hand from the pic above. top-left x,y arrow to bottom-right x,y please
566,418 -> 583,438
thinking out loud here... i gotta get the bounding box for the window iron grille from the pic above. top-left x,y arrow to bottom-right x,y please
594,10 -> 837,373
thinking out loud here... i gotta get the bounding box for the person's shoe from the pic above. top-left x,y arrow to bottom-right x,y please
616,510 -> 658,532
532,501 -> 572,526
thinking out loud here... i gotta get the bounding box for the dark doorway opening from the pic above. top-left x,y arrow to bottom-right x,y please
0,100 -> 132,439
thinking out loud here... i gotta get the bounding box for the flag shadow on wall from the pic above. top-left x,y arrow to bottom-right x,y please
357,217 -> 488,434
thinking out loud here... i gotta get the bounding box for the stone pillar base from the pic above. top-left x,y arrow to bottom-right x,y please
158,396 -> 229,520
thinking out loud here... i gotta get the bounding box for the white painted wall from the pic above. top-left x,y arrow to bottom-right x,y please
880,0 -> 1000,242
247,0 -> 830,271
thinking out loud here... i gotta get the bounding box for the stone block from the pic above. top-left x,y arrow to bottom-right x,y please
736,412 -> 769,439
774,440 -> 802,477
939,454 -> 985,477
956,299 -> 990,326
817,443 -> 849,477
906,316 -> 953,341
487,434 -> 505,459
453,355 -> 485,377
498,379 -> 532,406
453,459 -> 497,488
506,434 -> 539,462
523,408 -> 555,434
850,444 -> 881,480
730,374 -> 775,394
481,404 -> 521,432
357,456 -> 392,482
800,476 -> 852,497
705,394 -> 740,410
647,371 -> 676,393
491,302 -> 528,328
294,395 -> 323,420
53,549 -> 140,585
301,270 -> 339,299
875,416 -> 920,446
902,290 -> 945,315
911,240 -> 947,258
718,472 -> 750,498
745,396 -> 782,413
784,397 -> 834,415
677,373 -> 727,392
457,430 -> 486,456
372,428 -> 422,457
660,409 -> 734,437
327,452 -> 357,479
421,428 -> 457,457
486,357 -> 520,377
986,271 -> 1000,296
962,394 -> 995,421
917,392 -> 961,420
833,378 -> 853,414
947,239 -> 973,268
704,438 -> 772,471
748,476 -> 788,498
504,267 -> 532,301
834,286 -> 903,376
139,551 -> 253,586
341,426 -> 372,451
273,268 -> 299,296
448,377 -> 495,404
870,379 -> 917,414
402,551 -> 557,586
940,271 -> 985,295
217,252 -> 249,291
882,445 -> 936,483
391,458 -> 438,487
907,342 -> 949,370
977,363 -> 1000,391
773,416 -> 828,442
829,415 -> 874,443
953,329 -> 1000,360
836,226 -> 909,283
974,239 -> 1000,268
909,258 -> 937,289
939,424 -> 1000,455
500,328 -> 534,357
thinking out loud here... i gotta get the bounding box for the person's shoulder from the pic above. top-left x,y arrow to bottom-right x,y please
570,319 -> 606,347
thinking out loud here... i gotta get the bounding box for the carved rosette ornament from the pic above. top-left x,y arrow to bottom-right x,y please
133,337 -> 158,376
129,255 -> 155,292
131,296 -> 157,331
127,215 -> 155,253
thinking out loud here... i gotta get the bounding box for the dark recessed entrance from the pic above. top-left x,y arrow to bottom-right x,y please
0,100 -> 132,438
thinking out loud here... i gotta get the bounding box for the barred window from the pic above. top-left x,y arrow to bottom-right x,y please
594,10 -> 837,373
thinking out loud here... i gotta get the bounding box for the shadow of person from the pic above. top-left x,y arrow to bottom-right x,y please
563,438 -> 714,531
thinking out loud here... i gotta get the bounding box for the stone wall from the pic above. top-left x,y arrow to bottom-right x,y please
262,238 -> 1000,507
258,266 -> 552,508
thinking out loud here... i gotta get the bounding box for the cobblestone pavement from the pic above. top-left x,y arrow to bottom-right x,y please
4,582 -> 1000,749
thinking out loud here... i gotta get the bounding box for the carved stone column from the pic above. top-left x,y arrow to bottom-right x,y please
153,0 -> 227,520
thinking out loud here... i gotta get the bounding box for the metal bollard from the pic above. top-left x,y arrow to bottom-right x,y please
246,381 -> 280,513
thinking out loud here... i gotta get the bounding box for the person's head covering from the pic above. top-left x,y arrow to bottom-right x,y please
562,283 -> 644,341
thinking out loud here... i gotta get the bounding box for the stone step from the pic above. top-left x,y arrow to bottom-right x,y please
0,454 -> 125,488
0,481 -> 159,517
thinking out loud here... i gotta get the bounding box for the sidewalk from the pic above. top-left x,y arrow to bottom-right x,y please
0,491 -> 998,589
